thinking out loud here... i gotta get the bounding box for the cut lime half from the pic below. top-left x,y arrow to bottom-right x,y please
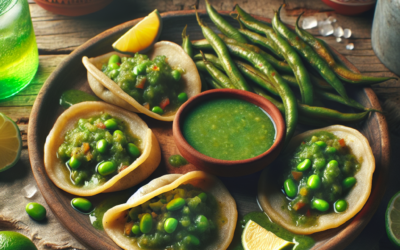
0,113 -> 22,172
386,190 -> 400,248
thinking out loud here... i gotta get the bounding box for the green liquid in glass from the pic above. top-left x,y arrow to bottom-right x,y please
0,0 -> 39,100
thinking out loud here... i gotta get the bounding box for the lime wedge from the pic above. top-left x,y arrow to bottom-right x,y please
112,9 -> 162,54
242,220 -> 294,250
386,191 -> 400,248
0,231 -> 37,250
0,113 -> 22,172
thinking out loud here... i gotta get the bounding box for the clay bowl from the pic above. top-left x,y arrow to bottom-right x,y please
34,0 -> 113,16
321,0 -> 376,15
173,89 -> 285,177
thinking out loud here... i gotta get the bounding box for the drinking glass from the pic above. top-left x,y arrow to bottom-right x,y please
0,0 -> 39,100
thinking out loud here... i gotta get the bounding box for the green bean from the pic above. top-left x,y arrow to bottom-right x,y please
204,74 -> 223,89
96,139 -> 108,153
224,42 -> 298,143
200,51 -> 236,89
284,179 -> 297,198
127,143 -> 140,158
297,159 -> 311,171
307,175 -> 321,189
273,6 -> 349,102
312,198 -> 329,212
164,218 -> 178,233
205,0 -> 247,43
315,89 -> 366,110
237,28 -> 284,60
181,25 -> 193,58
192,39 -> 213,51
335,199 -> 347,212
295,14 -> 396,85
104,118 -> 118,130
198,73 -> 209,92
140,213 -> 153,233
98,161 -> 116,176
343,177 -> 357,190
195,60 -> 207,72
166,197 -> 186,211
235,5 -> 314,106
195,9 -> 251,91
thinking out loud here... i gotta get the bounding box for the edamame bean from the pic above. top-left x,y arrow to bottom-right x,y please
307,175 -> 321,189
113,130 -> 123,136
195,215 -> 209,233
131,224 -> 140,235
184,235 -> 200,246
104,119 -> 118,130
127,143 -> 140,158
312,198 -> 329,212
342,177 -> 357,189
140,213 -> 153,233
26,202 -> 46,221
164,218 -> 178,233
69,156 -> 81,169
171,70 -> 181,81
197,192 -> 207,201
108,63 -> 119,70
96,139 -> 108,153
297,159 -> 311,171
152,106 -> 163,114
178,92 -> 188,103
314,141 -> 327,147
71,198 -> 92,213
108,54 -> 120,65
98,161 -> 116,176
166,198 -> 186,211
313,158 -> 326,169
284,179 -> 297,198
326,146 -> 337,154
327,160 -> 339,168
335,199 -> 347,212
134,63 -> 148,75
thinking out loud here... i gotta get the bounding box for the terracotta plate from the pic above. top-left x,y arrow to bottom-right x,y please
28,10 -> 390,250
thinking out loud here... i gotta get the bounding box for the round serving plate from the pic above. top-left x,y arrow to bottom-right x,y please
28,10 -> 390,250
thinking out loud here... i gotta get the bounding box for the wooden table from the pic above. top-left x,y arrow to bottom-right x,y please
1,0 -> 399,249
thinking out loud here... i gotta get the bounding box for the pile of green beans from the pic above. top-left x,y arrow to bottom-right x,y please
186,3 -> 386,142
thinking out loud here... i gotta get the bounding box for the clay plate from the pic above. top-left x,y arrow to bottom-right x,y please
28,10 -> 390,250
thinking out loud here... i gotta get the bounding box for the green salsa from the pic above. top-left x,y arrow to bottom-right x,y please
182,98 -> 275,161
57,113 -> 141,187
282,131 -> 361,226
124,184 -> 218,250
102,54 -> 188,115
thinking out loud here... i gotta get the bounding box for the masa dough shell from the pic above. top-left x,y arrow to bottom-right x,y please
258,125 -> 375,234
103,171 -> 237,250
44,101 -> 161,196
82,41 -> 201,121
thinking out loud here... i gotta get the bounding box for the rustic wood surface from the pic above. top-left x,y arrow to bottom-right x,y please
1,0 -> 400,249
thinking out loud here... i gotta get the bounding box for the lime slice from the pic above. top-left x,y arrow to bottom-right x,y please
242,220 -> 294,250
386,191 -> 400,247
0,231 -> 37,250
112,9 -> 162,54
0,113 -> 22,172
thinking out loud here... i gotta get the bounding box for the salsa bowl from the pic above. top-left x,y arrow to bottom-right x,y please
173,89 -> 285,177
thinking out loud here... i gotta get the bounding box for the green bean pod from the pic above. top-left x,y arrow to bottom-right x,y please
204,74 -> 223,89
193,53 -> 224,70
237,28 -> 284,60
200,51 -> 237,89
181,25 -> 193,58
225,43 -> 298,142
192,39 -> 213,51
235,5 -> 313,106
195,9 -> 251,91
199,73 -> 209,92
195,60 -> 207,72
315,89 -> 367,110
298,103 -> 369,123
205,0 -> 247,43
295,15 -> 396,84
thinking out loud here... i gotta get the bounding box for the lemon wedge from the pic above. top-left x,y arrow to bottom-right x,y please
112,9 -> 162,54
242,220 -> 294,250
0,113 -> 22,172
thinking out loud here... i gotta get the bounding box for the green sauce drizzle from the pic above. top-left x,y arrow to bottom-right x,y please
60,90 -> 99,108
168,155 -> 188,167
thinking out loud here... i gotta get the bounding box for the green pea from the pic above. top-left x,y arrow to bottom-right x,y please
335,199 -> 347,212
197,192 -> 207,202
171,70 -> 181,81
164,218 -> 178,233
328,160 -> 339,168
314,141 -> 327,147
307,175 -> 321,190
195,215 -> 209,233
108,54 -> 120,65
140,213 -> 153,234
108,62 -> 119,70
326,146 -> 337,154
71,198 -> 92,213
68,156 -> 81,169
134,63 -> 147,75
297,159 -> 311,172
284,179 -> 297,198
127,143 -> 140,158
96,139 -> 108,153
183,235 -> 200,246
97,161 -> 116,176
104,119 -> 118,130
26,202 -> 46,221
342,177 -> 357,190
177,92 -> 188,103
313,158 -> 326,169
312,198 -> 329,212
152,106 -> 163,115
166,197 -> 186,211
113,130 -> 124,136
131,224 -> 140,235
